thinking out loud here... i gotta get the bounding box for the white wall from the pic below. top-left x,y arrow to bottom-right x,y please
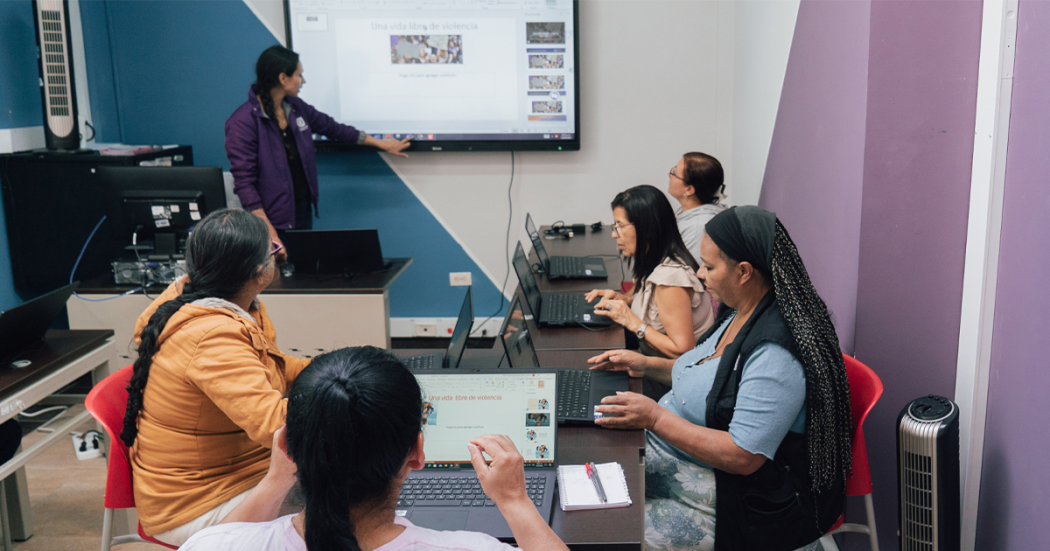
245,0 -> 801,296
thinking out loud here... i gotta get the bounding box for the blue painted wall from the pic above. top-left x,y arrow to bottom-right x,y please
80,0 -> 502,318
0,0 -> 38,310
0,0 -> 42,130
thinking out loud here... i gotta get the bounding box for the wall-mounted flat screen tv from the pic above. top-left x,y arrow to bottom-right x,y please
285,0 -> 580,152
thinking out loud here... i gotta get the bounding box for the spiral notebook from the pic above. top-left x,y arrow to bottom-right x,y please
557,462 -> 632,511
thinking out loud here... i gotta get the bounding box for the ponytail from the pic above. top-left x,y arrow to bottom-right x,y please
120,287 -> 201,447
286,347 -> 422,551
254,45 -> 299,125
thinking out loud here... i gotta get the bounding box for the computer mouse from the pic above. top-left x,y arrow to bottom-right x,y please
280,263 -> 295,278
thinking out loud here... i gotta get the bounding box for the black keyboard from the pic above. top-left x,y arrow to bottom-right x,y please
549,256 -> 584,276
398,473 -> 546,507
402,354 -> 438,369
545,293 -> 581,321
557,369 -> 591,420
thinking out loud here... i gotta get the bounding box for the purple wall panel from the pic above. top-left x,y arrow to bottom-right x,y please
853,1 -> 981,549
975,1 -> 1050,547
759,0 -> 870,354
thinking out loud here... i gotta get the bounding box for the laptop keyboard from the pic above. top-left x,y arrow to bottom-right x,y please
398,474 -> 547,507
550,256 -> 585,276
546,293 -> 582,321
402,355 -> 438,369
557,369 -> 591,419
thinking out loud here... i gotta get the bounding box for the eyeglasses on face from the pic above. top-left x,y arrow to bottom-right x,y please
611,222 -> 634,235
669,165 -> 687,182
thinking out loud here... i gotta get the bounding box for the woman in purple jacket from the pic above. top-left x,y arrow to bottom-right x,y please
225,46 -> 410,262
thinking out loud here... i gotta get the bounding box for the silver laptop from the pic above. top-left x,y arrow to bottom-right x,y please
399,369 -> 559,541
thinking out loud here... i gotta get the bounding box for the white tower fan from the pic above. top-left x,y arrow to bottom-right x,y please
31,0 -> 83,151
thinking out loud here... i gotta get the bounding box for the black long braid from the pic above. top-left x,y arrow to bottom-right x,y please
254,45 -> 299,127
120,209 -> 271,448
770,220 -> 852,491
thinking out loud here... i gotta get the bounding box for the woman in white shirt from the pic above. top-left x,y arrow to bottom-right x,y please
668,152 -> 727,264
180,347 -> 569,551
586,185 -> 715,361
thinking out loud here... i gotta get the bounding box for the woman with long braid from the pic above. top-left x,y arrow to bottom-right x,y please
180,347 -> 570,551
124,209 -> 308,546
225,45 -> 411,263
588,206 -> 849,551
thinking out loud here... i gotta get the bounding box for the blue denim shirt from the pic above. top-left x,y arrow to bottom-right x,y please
649,314 -> 807,468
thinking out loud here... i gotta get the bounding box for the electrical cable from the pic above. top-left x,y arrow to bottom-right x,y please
471,151 -> 514,336
71,215 -> 146,302
18,405 -> 70,433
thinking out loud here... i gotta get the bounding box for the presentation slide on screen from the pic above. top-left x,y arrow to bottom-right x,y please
417,373 -> 556,465
288,0 -> 576,140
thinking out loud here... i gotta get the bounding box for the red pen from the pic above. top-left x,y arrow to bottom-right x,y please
586,462 -> 607,503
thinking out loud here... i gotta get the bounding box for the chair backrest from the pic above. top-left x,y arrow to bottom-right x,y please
85,365 -> 136,510
842,354 -> 883,496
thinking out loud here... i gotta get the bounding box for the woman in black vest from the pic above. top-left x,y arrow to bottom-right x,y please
588,206 -> 850,551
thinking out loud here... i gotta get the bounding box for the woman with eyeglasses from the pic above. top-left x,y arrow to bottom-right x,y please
667,152 -> 727,264
586,185 -> 715,365
121,209 -> 310,546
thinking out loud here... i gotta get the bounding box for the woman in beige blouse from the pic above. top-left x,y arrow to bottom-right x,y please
585,185 -> 715,359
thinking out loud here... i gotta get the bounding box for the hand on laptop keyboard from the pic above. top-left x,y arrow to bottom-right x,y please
467,434 -> 532,507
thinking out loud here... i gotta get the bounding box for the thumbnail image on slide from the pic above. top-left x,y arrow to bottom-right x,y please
526,22 -> 565,44
528,54 -> 564,69
422,401 -> 437,425
532,101 -> 563,114
526,413 -> 550,427
391,35 -> 463,64
535,445 -> 549,459
526,430 -> 537,441
529,75 -> 564,90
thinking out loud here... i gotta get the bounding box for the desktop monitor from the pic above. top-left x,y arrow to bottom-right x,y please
99,166 -> 227,256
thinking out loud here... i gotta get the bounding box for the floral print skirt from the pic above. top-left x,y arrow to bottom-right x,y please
643,432 -> 824,551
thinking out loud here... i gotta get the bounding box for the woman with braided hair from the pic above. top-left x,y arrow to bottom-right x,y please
588,206 -> 849,551
225,45 -> 411,263
123,209 -> 309,546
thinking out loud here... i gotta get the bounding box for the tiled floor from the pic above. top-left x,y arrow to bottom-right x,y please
11,406 -> 157,551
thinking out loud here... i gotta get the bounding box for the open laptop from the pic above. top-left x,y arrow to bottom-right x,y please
512,242 -> 611,328
500,295 -> 629,425
399,287 -> 474,369
525,213 -> 608,280
0,283 -> 78,364
281,229 -> 386,275
399,369 -> 559,541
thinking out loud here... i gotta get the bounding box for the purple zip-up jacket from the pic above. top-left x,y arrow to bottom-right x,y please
224,85 -> 363,229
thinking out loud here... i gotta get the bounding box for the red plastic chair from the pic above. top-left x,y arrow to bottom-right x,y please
819,354 -> 883,551
85,365 -> 178,550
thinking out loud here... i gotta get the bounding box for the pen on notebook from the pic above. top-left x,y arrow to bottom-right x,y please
586,462 -> 607,503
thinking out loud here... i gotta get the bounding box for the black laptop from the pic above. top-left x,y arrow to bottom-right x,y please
499,295 -> 628,425
511,242 -> 610,328
399,287 -> 473,369
0,283 -> 78,364
281,229 -> 385,275
399,369 -> 558,541
525,213 -> 608,280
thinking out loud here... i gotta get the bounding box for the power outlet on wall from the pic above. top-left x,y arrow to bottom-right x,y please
415,323 -> 438,337
450,272 -> 472,286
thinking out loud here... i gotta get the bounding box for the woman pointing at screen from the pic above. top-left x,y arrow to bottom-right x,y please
225,45 -> 411,262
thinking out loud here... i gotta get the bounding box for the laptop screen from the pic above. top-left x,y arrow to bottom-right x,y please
512,242 -> 543,317
445,287 -> 474,368
417,371 -> 557,468
524,213 -> 550,270
500,296 -> 541,369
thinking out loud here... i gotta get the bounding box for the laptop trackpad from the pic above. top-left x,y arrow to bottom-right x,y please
410,510 -> 470,531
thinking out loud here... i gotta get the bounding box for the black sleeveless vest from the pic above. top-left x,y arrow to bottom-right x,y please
698,291 -> 844,551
